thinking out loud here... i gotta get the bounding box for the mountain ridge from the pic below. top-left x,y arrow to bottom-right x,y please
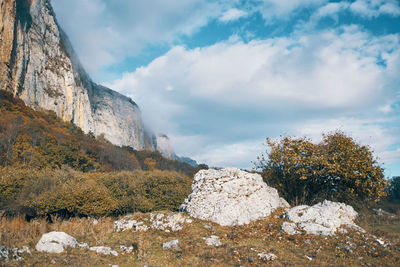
0,0 -> 156,150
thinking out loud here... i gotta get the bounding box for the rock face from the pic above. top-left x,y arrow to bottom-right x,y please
0,0 -> 156,150
35,231 -> 88,253
180,168 -> 289,226
156,134 -> 198,167
282,200 -> 364,235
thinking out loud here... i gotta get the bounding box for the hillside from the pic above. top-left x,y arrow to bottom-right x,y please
0,90 -> 198,174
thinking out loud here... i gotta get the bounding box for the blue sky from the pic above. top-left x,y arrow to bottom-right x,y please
53,0 -> 400,176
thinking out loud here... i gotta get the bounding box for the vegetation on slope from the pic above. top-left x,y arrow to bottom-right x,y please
0,90 -> 204,218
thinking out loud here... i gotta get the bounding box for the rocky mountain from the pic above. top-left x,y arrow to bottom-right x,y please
156,134 -> 198,167
0,0 -> 156,150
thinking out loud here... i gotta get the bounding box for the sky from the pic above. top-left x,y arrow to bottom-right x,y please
52,0 -> 400,176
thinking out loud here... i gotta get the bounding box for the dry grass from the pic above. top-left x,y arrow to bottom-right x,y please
1,210 -> 399,266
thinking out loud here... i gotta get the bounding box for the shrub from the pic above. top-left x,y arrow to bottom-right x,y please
1,167 -> 193,218
97,170 -> 192,213
255,131 -> 387,205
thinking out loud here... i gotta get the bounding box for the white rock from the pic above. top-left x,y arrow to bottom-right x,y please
162,240 -> 180,250
150,213 -> 187,232
204,236 -> 222,247
0,246 -> 9,261
89,246 -> 118,256
10,246 -> 31,261
114,216 -> 148,232
180,168 -> 289,226
283,200 -> 363,235
258,252 -> 277,261
120,245 -> 134,253
36,232 -> 88,253
282,222 -> 300,235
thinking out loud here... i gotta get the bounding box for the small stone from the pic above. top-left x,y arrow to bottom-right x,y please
204,236 -> 222,247
342,245 -> 353,254
0,246 -> 9,261
89,246 -> 118,256
162,240 -> 180,250
305,255 -> 313,261
114,216 -> 148,232
120,245 -> 134,253
258,252 -> 277,261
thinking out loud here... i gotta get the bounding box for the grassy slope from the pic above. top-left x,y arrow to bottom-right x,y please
1,209 -> 399,266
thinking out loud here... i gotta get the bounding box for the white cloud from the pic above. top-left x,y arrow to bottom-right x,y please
219,8 -> 248,22
254,0 -> 327,22
52,0 -> 236,77
108,26 -> 400,169
350,0 -> 400,18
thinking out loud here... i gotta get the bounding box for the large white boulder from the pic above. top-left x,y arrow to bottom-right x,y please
283,200 -> 364,235
36,232 -> 88,253
180,168 -> 289,226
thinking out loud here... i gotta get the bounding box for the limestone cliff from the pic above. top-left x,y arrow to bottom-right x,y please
156,134 -> 198,167
0,0 -> 156,150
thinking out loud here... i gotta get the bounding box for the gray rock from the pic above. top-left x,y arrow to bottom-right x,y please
114,216 -> 148,232
10,246 -> 31,261
283,200 -> 364,236
162,240 -> 180,250
204,235 -> 222,247
282,222 -> 300,235
258,252 -> 277,261
150,213 -> 189,232
120,245 -> 134,253
0,246 -> 9,261
180,168 -> 289,226
36,231 -> 88,253
89,246 -> 118,256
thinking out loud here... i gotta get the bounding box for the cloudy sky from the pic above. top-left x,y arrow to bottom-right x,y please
52,0 -> 400,176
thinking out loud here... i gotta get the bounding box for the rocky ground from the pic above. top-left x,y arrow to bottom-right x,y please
1,168 -> 399,266
0,209 -> 399,266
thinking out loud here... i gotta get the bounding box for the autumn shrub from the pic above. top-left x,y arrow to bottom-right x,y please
97,170 -> 192,213
255,131 -> 387,205
1,167 -> 193,218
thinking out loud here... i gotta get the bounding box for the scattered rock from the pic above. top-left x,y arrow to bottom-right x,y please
203,224 -> 215,230
114,216 -> 148,232
10,246 -> 31,261
120,245 -> 134,253
36,232 -> 88,253
204,236 -> 222,247
150,213 -> 188,232
305,255 -> 313,261
162,240 -> 180,250
180,168 -> 289,226
89,246 -> 118,256
0,246 -> 9,261
283,200 -> 364,235
258,252 -> 277,261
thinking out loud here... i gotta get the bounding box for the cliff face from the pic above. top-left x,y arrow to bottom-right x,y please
0,0 -> 156,150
